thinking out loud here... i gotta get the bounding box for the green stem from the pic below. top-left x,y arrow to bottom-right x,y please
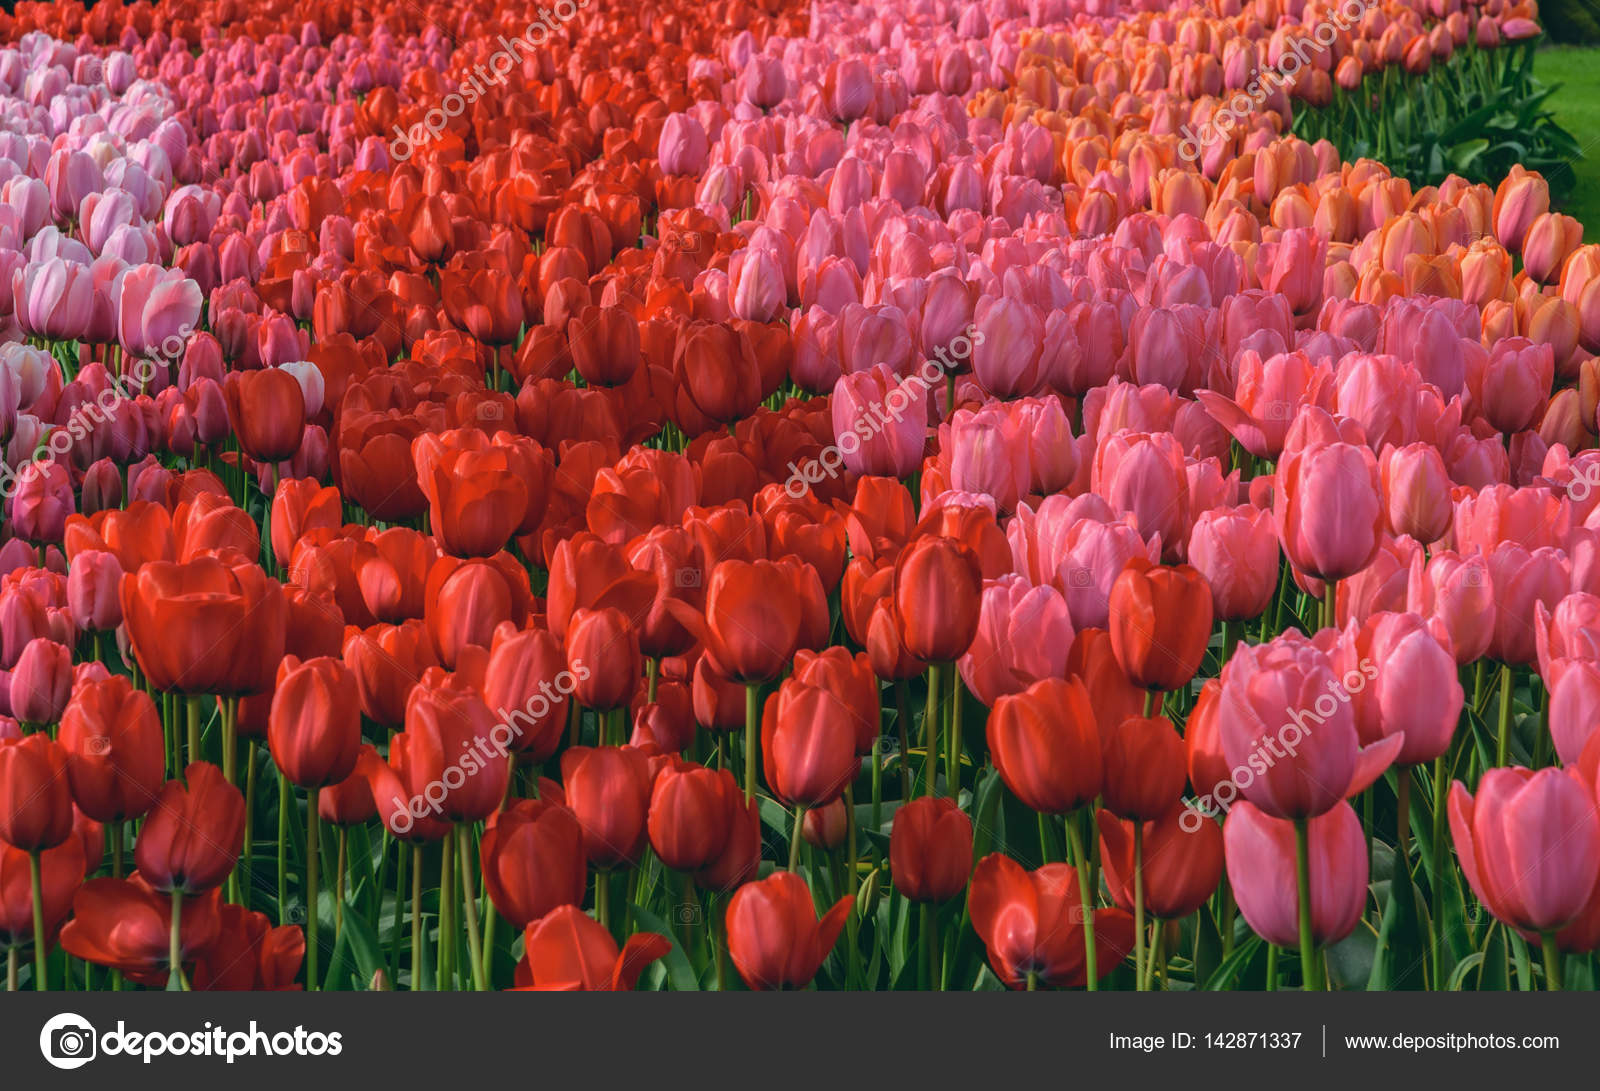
438,831 -> 455,990
1294,818 -> 1319,991
789,806 -> 806,871
1322,579 -> 1336,632
1496,662 -> 1513,767
1542,932 -> 1563,991
30,852 -> 46,991
306,786 -> 320,991
410,845 -> 423,990
457,825 -> 487,991
894,681 -> 912,799
242,741 -> 257,904
1133,822 -> 1146,991
392,841 -> 408,976
947,667 -> 963,797
1431,753 -> 1448,987
277,772 -> 290,924
1065,816 -> 1098,991
186,696 -> 203,765
923,663 -> 941,798
744,684 -> 761,805
169,889 -> 186,991
922,902 -> 940,990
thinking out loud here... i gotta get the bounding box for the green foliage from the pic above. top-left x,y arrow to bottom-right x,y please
1293,37 -> 1582,198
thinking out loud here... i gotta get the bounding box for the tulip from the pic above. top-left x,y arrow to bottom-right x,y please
893,536 -> 982,663
402,679 -> 511,824
224,368 -> 306,465
517,906 -> 670,990
1219,633 -> 1402,820
1380,443 -> 1452,543
59,675 -> 164,825
120,557 -> 287,696
479,800 -> 587,930
889,796 -> 972,903
60,875 -> 222,981
1099,808 -> 1223,921
0,734 -> 74,852
648,762 -> 740,872
1225,800 -> 1369,984
725,871 -> 852,990
135,762 -> 245,895
1187,505 -> 1280,621
1451,768 -> 1600,984
1108,558 -> 1213,694
1275,439 -> 1383,601
1101,714 -> 1187,822
0,837 -> 83,954
9,637 -> 71,728
559,745 -> 654,869
566,607 -> 641,713
969,853 -> 1134,990
988,677 -> 1103,815
269,657 -> 362,788
957,575 -> 1073,707
191,902 -> 306,991
761,678 -> 859,849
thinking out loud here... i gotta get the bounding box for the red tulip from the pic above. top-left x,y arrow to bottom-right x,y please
135,762 -> 245,894
269,656 -> 362,788
0,734 -> 73,852
191,902 -> 306,991
1107,558 -> 1213,692
667,559 -> 803,684
402,677 -> 511,824
889,796 -> 973,903
760,677 -> 860,808
559,746 -> 654,868
59,675 -> 165,823
517,906 -> 669,990
725,871 -> 852,990
479,799 -> 587,930
988,677 -> 1103,814
1101,714 -> 1187,822
59,874 -> 222,978
969,853 -> 1135,990
224,367 -> 306,463
647,761 -> 740,872
0,836 -> 83,949
1097,808 -> 1223,920
893,536 -> 982,662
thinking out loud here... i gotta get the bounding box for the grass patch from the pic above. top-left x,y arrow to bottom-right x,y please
1535,44 -> 1600,240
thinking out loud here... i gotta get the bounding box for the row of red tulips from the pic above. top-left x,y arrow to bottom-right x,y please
0,0 -> 1595,993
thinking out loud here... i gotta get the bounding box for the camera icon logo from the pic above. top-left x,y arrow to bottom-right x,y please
675,902 -> 702,926
1068,566 -> 1093,588
674,567 -> 702,589
40,1013 -> 97,1070
86,735 -> 112,756
477,401 -> 505,423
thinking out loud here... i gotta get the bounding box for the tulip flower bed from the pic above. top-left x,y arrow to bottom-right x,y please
0,0 -> 1598,998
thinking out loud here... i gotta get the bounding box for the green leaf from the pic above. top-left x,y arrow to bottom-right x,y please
628,903 -> 702,992
1202,935 -> 1263,990
1368,862 -> 1427,990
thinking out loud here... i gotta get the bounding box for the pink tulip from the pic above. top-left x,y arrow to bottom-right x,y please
1274,440 -> 1383,582
1186,504 -> 1279,621
1224,800 -> 1369,948
1451,768 -> 1600,933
